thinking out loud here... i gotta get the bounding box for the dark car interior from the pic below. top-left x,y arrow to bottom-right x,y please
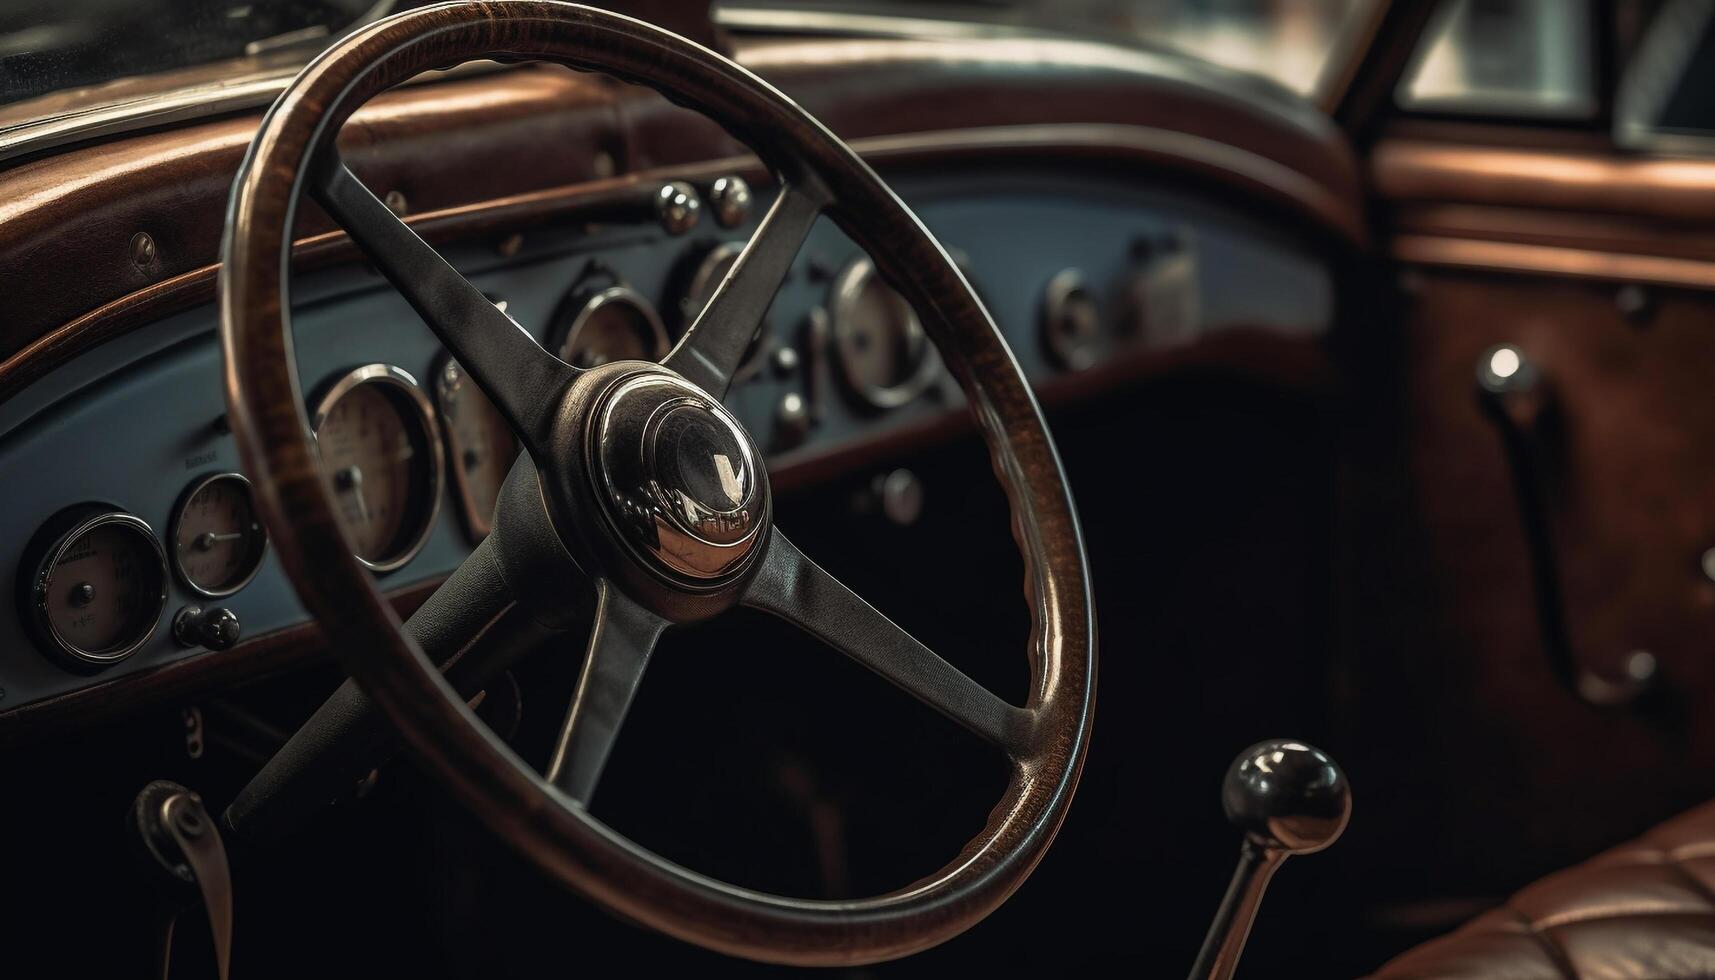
4,0 -> 1715,976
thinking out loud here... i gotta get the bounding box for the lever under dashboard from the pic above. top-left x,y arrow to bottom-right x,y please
129,781 -> 232,980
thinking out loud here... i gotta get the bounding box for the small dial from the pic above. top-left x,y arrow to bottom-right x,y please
24,508 -> 167,666
830,256 -> 939,409
311,365 -> 444,572
172,473 -> 267,597
435,356 -> 519,541
556,286 -> 668,368
681,241 -> 769,378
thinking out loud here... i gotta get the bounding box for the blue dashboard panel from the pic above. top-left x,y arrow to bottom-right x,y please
0,168 -> 1333,712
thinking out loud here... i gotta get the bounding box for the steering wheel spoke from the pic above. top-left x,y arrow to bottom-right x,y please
744,531 -> 1030,753
311,154 -> 573,451
546,581 -> 669,804
662,181 -> 826,398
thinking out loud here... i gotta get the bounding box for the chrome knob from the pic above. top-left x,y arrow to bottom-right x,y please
174,605 -> 242,652
1222,739 -> 1351,854
1191,739 -> 1350,980
654,181 -> 702,236
708,175 -> 753,228
774,392 -> 810,449
1477,343 -> 1537,396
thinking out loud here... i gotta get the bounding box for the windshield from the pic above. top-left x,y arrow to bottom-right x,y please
717,0 -> 1378,98
1,0 -> 1372,111
0,1 -> 433,106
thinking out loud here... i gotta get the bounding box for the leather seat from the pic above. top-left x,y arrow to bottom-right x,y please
1373,799 -> 1715,979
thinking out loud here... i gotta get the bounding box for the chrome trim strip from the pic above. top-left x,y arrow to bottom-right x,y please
1394,235 -> 1715,291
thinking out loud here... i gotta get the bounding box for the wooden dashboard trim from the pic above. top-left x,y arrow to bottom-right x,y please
0,122 -> 1360,405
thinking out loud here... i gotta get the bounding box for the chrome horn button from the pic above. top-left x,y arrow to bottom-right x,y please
592,372 -> 768,582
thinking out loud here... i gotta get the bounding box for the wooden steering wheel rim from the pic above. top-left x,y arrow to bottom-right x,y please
219,0 -> 1095,965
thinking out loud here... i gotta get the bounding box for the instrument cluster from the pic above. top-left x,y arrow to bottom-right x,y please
9,173 -> 947,673
0,168 -> 1333,709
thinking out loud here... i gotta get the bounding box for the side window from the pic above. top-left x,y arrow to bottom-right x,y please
1616,0 -> 1715,150
1397,0 -> 1598,119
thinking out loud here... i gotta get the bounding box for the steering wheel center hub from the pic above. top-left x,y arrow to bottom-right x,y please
592,371 -> 768,582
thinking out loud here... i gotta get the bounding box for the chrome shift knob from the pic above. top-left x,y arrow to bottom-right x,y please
1222,739 -> 1351,854
1190,739 -> 1351,980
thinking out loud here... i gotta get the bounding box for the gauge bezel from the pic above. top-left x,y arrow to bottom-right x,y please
1040,267 -> 1103,371
557,285 -> 669,367
29,509 -> 168,667
683,240 -> 771,381
170,471 -> 269,598
829,255 -> 941,410
310,363 -> 445,574
433,353 -> 518,543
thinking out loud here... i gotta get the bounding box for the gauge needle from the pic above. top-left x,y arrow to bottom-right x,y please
337,464 -> 372,524
193,531 -> 245,551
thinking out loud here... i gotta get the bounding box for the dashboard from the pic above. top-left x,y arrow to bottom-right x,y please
0,166 -> 1333,714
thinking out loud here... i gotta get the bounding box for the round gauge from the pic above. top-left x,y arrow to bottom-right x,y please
681,241 -> 769,378
1041,268 -> 1103,370
172,473 -> 268,597
23,508 -> 167,666
556,286 -> 668,368
435,355 -> 519,541
830,256 -> 940,410
311,364 -> 444,572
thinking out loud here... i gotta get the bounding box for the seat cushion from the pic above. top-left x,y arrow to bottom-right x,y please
1373,799 -> 1715,979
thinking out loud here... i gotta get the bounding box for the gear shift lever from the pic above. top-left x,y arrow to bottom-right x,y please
1188,740 -> 1350,980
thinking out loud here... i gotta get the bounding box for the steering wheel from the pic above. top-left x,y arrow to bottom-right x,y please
219,0 -> 1094,966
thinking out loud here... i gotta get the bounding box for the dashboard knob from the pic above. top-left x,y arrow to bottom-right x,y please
708,175 -> 753,228
774,392 -> 811,449
1476,343 -> 1537,396
654,181 -> 702,236
174,605 -> 242,652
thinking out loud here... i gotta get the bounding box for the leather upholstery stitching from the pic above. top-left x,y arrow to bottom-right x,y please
1505,905 -> 1578,980
1661,852 -> 1715,915
1374,800 -> 1715,977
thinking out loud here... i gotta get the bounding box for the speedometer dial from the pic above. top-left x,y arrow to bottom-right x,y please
24,507 -> 167,666
681,241 -> 769,379
311,365 -> 444,572
555,286 -> 668,368
830,256 -> 940,410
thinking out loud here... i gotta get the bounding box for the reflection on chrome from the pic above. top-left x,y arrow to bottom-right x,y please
593,372 -> 769,582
